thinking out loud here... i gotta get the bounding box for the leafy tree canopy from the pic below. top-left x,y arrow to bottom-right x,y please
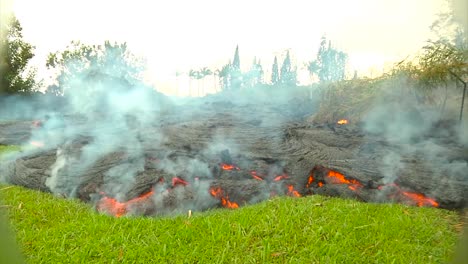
46,40 -> 146,95
0,15 -> 36,94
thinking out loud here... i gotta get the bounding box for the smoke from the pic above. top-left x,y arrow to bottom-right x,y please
451,0 -> 468,35
362,81 -> 467,199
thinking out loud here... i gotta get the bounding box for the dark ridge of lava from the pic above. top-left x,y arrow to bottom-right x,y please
0,100 -> 467,217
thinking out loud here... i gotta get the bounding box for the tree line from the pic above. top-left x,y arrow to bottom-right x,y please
0,15 -> 350,97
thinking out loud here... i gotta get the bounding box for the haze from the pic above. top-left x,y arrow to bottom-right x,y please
10,0 -> 446,96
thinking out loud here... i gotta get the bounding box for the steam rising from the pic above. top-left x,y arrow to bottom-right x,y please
363,84 -> 467,199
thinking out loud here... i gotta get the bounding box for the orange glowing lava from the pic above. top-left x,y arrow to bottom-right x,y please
287,185 -> 301,197
306,173 -> 314,188
172,177 -> 188,187
401,191 -> 439,207
250,171 -> 264,181
377,183 -> 439,207
273,174 -> 289,181
209,187 -> 239,209
220,163 -> 240,171
337,119 -> 348,125
326,170 -> 363,191
97,188 -> 155,217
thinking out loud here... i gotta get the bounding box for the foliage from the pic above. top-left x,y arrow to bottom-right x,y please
0,184 -> 461,263
243,57 -> 264,88
308,36 -> 347,83
0,15 -> 36,94
271,56 -> 279,85
217,63 -> 233,91
279,51 -> 297,85
230,45 -> 242,90
397,40 -> 467,88
45,41 -> 146,95
189,67 -> 212,95
312,78 -> 384,123
394,39 -> 467,120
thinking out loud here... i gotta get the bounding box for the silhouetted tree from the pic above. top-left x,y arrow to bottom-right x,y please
308,36 -> 347,83
217,63 -> 231,91
230,45 -> 242,90
279,51 -> 297,85
271,56 -> 279,85
46,40 -> 145,95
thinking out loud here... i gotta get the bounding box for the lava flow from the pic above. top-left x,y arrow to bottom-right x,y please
287,185 -> 301,197
401,191 -> 439,207
250,171 -> 264,181
97,188 -> 155,217
274,173 -> 289,182
172,177 -> 189,187
220,163 -> 240,171
378,183 -> 439,207
209,186 -> 239,208
326,170 -> 363,191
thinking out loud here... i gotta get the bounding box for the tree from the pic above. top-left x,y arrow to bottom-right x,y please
398,39 -> 467,121
279,51 -> 297,85
242,57 -> 263,88
271,56 -> 279,85
308,36 -> 348,83
46,40 -> 145,95
0,15 -> 36,94
230,45 -> 242,90
217,63 -> 232,91
200,67 -> 212,95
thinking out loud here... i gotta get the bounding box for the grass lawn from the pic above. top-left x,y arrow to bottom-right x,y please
0,184 -> 463,264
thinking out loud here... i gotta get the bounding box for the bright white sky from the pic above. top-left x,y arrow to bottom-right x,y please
10,0 -> 445,96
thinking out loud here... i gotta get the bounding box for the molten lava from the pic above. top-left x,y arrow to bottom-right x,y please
97,188 -> 155,217
337,119 -> 348,125
326,170 -> 363,191
273,174 -> 289,182
306,173 -> 314,188
220,163 -> 240,171
250,171 -> 264,181
378,183 -> 439,207
209,187 -> 239,209
172,177 -> 189,187
287,185 -> 301,197
401,191 -> 439,207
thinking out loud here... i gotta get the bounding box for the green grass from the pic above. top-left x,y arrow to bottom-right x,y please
0,145 -> 21,154
0,185 -> 462,264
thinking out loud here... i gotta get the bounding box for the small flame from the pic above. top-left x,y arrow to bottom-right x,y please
250,171 -> 264,181
97,188 -> 155,217
220,163 -> 240,171
318,182 -> 324,187
273,174 -> 289,182
209,187 -> 239,209
337,119 -> 348,125
287,185 -> 301,197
